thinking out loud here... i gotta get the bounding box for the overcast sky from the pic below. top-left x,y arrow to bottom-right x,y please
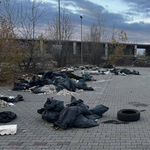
46,0 -> 150,43
1,0 -> 150,43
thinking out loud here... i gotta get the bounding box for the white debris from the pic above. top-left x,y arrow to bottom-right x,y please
41,85 -> 56,94
0,100 -> 9,108
0,125 -> 17,135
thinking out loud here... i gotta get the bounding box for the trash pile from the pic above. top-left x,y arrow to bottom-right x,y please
0,95 -> 24,124
12,71 -> 94,94
78,65 -> 140,76
37,96 -> 109,129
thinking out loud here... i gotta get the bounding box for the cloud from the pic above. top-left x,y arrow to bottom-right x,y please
1,0 -> 150,43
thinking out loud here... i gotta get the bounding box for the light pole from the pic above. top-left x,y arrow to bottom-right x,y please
80,16 -> 83,65
58,0 -> 61,46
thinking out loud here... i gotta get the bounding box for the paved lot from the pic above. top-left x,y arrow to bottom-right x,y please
0,67 -> 150,150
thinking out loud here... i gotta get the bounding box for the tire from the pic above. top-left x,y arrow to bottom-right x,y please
117,109 -> 140,122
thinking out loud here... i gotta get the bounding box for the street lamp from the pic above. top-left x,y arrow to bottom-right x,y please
58,0 -> 61,45
80,16 -> 83,65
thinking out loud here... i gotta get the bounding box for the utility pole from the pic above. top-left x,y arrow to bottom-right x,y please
80,16 -> 83,65
58,0 -> 61,46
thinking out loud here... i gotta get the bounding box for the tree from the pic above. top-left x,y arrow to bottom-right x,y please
0,4 -> 25,82
46,8 -> 75,67
84,11 -> 108,66
15,0 -> 48,72
107,30 -> 128,66
2,0 -> 48,73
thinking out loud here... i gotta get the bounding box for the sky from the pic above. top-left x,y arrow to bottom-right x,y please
1,0 -> 150,44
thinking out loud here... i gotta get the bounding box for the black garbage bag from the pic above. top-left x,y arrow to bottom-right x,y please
90,105 -> 109,117
14,95 -> 24,102
43,70 -> 53,79
65,72 -> 83,80
132,70 -> 140,75
53,76 -> 76,92
76,79 -> 94,91
44,97 -> 64,112
17,78 -> 29,83
37,98 -> 64,123
0,111 -> 17,123
110,68 -> 119,75
120,68 -> 131,75
68,78 -> 76,92
29,76 -> 37,86
74,115 -> 98,128
13,82 -> 26,91
41,110 -> 60,123
0,95 -> 24,102
54,106 -> 81,129
103,65 -> 113,68
85,114 -> 101,120
44,71 -> 67,79
29,76 -> 52,87
67,96 -> 92,115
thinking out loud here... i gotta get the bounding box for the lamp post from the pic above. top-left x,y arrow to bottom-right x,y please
58,0 -> 61,46
80,16 -> 83,65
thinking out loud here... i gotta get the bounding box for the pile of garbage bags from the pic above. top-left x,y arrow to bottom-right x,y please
37,96 -> 109,129
13,71 -> 94,94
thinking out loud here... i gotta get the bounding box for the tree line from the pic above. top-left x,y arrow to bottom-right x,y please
0,0 -> 128,83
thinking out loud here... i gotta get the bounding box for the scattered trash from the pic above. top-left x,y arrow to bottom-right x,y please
37,96 -> 109,129
0,100 -> 9,108
0,95 -> 24,103
22,130 -> 27,133
101,120 -> 129,124
0,111 -> 17,123
0,125 -> 17,135
12,71 -> 93,94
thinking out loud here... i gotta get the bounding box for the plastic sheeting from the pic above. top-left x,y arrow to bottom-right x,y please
13,71 -> 94,94
0,95 -> 24,103
38,96 -> 109,129
0,111 -> 17,123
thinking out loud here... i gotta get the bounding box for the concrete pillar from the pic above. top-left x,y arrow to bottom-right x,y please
134,44 -> 137,57
73,42 -> 76,55
105,43 -> 108,59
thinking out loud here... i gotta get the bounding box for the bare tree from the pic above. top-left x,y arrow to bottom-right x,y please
15,0 -> 48,72
84,11 -> 108,66
0,3 -> 25,82
46,8 -> 75,67
47,8 -> 74,41
2,0 -> 48,72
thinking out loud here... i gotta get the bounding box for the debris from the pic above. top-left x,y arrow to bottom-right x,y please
101,120 -> 129,124
0,100 -> 9,108
0,111 -> 17,123
37,96 -> 109,129
12,70 -> 94,94
22,130 -> 27,133
0,95 -> 24,103
0,125 -> 17,135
